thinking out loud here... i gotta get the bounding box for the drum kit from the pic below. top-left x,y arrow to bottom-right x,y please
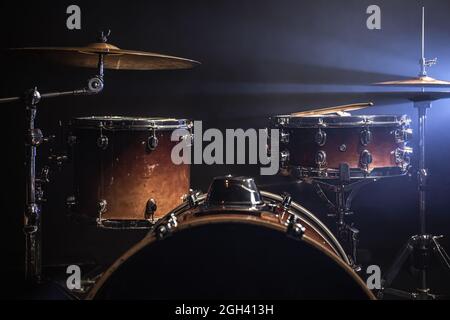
2,8 -> 450,300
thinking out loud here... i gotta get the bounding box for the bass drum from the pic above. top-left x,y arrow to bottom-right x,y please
87,179 -> 374,300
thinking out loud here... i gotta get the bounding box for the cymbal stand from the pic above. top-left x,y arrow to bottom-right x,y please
0,44 -> 106,283
380,97 -> 450,300
311,164 -> 377,271
379,8 -> 450,299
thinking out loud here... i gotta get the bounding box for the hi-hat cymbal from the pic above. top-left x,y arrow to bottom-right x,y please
376,76 -> 450,87
9,42 -> 200,70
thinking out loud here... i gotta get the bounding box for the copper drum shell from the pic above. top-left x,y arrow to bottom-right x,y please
273,115 -> 412,178
69,117 -> 192,226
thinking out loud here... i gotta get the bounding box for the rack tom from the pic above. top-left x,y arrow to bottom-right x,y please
271,114 -> 412,180
67,116 -> 192,229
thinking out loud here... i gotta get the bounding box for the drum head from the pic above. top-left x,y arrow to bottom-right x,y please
92,221 -> 372,300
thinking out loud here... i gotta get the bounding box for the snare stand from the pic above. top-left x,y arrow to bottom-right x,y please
312,164 -> 377,271
0,45 -> 106,283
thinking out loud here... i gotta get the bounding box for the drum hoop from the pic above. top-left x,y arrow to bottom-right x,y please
70,116 -> 193,131
272,115 -> 410,128
259,191 -> 349,263
289,166 -> 408,180
86,213 -> 375,300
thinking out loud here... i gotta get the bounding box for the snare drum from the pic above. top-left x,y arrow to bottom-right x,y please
67,116 -> 192,229
87,176 -> 375,300
271,114 -> 413,179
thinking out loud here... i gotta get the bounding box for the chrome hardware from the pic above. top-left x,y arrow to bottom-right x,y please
147,129 -> 159,151
360,129 -> 372,146
286,214 -> 306,240
29,128 -> 44,146
276,193 -> 293,223
98,199 -> 107,214
318,118 -> 325,127
97,135 -> 109,150
48,154 -> 68,166
184,189 -> 202,208
280,130 -> 290,144
339,144 -> 347,152
281,193 -> 292,210
156,214 -> 178,240
315,150 -> 327,167
67,135 -> 77,146
66,195 -> 77,210
394,128 -> 413,143
394,147 -> 413,170
280,150 -> 290,169
277,117 -> 289,127
315,129 -> 327,146
360,150 -> 373,169
145,199 -> 157,221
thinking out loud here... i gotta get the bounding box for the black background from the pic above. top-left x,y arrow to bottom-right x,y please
1,0 -> 450,298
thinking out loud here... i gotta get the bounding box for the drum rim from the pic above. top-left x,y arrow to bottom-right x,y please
70,116 -> 193,130
272,114 -> 410,128
288,165 -> 409,180
86,211 -> 375,300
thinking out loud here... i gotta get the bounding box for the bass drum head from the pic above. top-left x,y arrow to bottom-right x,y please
91,219 -> 373,300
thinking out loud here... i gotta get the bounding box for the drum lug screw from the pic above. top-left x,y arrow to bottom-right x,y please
98,199 -> 107,214
315,150 -> 327,167
360,150 -> 373,170
147,134 -> 159,151
315,129 -> 327,146
280,150 -> 290,169
97,135 -> 109,150
360,129 -> 372,146
145,199 -> 157,221
280,130 -> 290,144
67,135 -> 77,146
394,128 -> 413,143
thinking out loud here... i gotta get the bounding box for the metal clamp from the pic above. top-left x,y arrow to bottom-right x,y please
156,214 -> 178,240
184,189 -> 201,208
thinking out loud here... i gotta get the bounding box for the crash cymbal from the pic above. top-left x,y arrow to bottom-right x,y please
291,102 -> 374,117
376,76 -> 450,87
9,42 -> 200,70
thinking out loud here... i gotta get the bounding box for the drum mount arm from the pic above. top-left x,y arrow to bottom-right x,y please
0,53 -> 106,283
